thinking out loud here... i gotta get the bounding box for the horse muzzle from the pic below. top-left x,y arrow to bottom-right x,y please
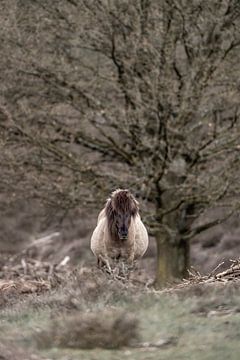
119,234 -> 128,241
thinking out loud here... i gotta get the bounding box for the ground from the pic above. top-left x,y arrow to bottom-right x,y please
0,256 -> 240,360
1,205 -> 240,359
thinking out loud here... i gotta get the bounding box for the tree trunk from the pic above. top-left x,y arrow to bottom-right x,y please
155,229 -> 190,287
154,181 -> 193,287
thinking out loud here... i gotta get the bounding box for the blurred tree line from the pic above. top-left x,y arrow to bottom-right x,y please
0,0 -> 240,285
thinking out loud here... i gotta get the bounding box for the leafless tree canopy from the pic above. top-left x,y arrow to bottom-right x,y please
0,0 -> 240,281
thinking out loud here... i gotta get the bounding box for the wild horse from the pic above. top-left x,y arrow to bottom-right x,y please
91,189 -> 149,270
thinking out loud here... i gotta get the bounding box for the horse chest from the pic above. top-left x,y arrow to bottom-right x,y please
106,240 -> 133,260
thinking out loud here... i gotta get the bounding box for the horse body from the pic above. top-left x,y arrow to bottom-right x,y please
90,189 -> 149,267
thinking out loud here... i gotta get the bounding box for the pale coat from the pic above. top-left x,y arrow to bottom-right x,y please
90,208 -> 149,264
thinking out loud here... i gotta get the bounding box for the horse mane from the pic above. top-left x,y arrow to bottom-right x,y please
91,188 -> 149,264
104,189 -> 139,239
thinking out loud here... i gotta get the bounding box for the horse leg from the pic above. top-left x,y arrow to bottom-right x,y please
126,245 -> 135,267
97,255 -> 112,273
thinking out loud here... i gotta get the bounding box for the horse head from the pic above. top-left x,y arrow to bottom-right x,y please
105,189 -> 139,241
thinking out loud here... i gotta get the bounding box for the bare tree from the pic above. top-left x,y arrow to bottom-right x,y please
0,0 -> 240,285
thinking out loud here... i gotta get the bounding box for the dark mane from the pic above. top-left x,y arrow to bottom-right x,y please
91,188 -> 149,266
104,189 -> 139,241
105,199 -> 115,227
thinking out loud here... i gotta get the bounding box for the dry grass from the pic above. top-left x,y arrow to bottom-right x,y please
0,278 -> 50,295
1,257 -> 70,283
1,257 -> 240,358
0,342 -> 44,360
0,257 -> 70,304
158,259 -> 240,295
0,260 -> 145,313
1,257 -> 240,303
36,310 -> 139,349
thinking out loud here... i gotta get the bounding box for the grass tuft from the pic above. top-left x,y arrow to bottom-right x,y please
36,310 -> 139,349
